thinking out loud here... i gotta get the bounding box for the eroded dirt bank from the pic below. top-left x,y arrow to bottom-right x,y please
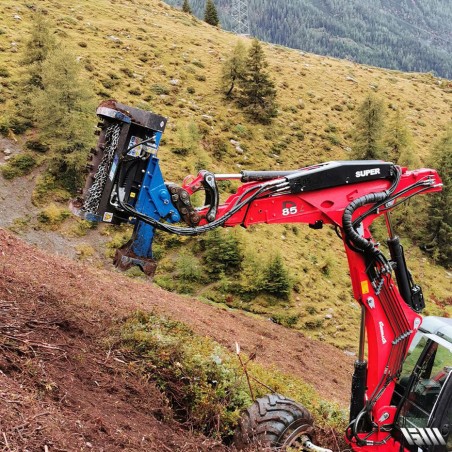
0,228 -> 352,450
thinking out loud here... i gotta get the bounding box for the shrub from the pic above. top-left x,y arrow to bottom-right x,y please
117,311 -> 347,441
75,243 -> 95,259
171,147 -> 190,156
203,229 -> 243,278
0,116 -> 9,135
1,153 -> 37,179
120,67 -> 134,77
9,117 -> 32,134
263,254 -> 292,300
26,139 -> 49,153
151,84 -> 169,95
37,203 -> 70,227
203,136 -> 228,159
192,59 -> 205,68
120,312 -> 252,438
233,124 -> 250,138
176,251 -> 202,282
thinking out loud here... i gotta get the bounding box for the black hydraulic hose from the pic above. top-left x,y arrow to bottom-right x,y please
342,192 -> 389,255
114,156 -> 283,236
351,165 -> 401,228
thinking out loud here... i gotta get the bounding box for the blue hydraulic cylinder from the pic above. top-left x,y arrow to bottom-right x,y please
130,155 -> 181,258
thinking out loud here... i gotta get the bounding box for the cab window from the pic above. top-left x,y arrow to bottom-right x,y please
397,339 -> 451,429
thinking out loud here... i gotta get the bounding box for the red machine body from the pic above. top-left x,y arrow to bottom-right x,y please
181,166 -> 442,451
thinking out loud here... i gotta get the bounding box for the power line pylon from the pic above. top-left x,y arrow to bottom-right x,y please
231,0 -> 250,36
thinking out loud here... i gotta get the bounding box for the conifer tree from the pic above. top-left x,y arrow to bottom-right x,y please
239,39 -> 277,124
30,49 -> 95,191
182,0 -> 192,14
386,110 -> 418,167
14,12 -> 57,132
352,94 -> 386,160
263,254 -> 291,300
22,12 -> 56,89
203,229 -> 243,276
221,40 -> 247,97
204,0 -> 219,26
424,126 -> 452,267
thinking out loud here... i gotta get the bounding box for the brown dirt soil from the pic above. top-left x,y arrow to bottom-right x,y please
0,228 -> 353,450
0,235 -> 227,451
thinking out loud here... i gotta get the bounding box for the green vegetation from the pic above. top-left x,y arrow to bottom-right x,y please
203,229 -> 243,277
37,203 -> 71,228
424,126 -> 452,267
263,254 -> 292,300
238,39 -> 278,124
204,0 -> 219,26
0,0 -> 450,349
221,40 -> 247,98
29,48 -> 95,192
182,0 -> 192,13
386,110 -> 418,167
117,311 -> 346,439
0,153 -> 37,179
351,94 -> 385,160
15,13 -> 95,193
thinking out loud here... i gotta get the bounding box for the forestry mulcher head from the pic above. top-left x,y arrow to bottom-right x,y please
73,100 -> 171,276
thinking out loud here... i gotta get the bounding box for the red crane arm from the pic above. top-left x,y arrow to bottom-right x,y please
182,165 -> 442,450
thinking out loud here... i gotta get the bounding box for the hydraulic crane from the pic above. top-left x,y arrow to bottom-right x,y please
73,101 -> 451,452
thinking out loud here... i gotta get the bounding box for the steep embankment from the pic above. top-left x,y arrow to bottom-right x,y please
0,234 -> 235,451
0,228 -> 353,407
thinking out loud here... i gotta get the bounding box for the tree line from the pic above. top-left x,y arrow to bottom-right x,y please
172,0 -> 452,78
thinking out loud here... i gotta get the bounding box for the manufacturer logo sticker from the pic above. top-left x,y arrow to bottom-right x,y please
355,168 -> 380,178
401,428 -> 446,446
379,321 -> 387,344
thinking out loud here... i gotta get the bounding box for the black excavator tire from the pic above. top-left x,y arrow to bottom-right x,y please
233,393 -> 315,450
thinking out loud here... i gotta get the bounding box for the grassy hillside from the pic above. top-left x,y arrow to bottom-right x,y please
0,0 -> 450,352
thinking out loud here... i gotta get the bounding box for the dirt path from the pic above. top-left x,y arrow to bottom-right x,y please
0,229 -> 353,407
0,142 -> 114,266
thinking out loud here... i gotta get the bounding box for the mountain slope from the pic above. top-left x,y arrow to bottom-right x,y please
0,0 -> 450,353
166,0 -> 452,78
0,228 -> 353,406
0,229 -> 228,451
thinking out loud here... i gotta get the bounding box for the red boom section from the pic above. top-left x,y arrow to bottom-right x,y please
186,167 -> 442,451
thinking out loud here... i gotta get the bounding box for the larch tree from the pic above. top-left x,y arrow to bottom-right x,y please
424,125 -> 452,267
31,48 -> 95,191
238,39 -> 277,124
352,94 -> 386,160
204,0 -> 219,26
15,12 -> 57,132
386,109 -> 418,167
22,12 -> 56,89
221,40 -> 247,98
